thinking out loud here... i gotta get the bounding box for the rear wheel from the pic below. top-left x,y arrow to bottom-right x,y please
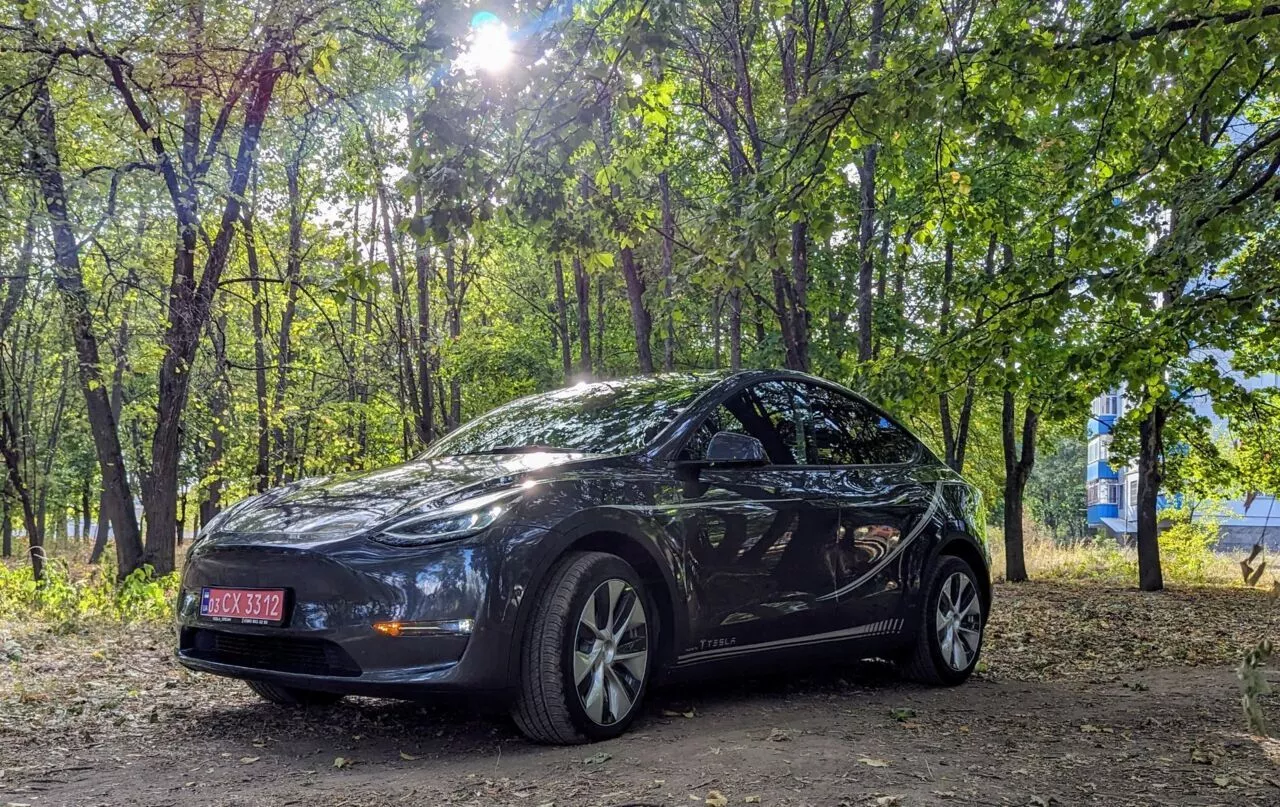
899,555 -> 985,685
247,680 -> 344,706
512,551 -> 653,744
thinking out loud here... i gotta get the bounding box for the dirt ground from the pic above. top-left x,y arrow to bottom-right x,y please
2,581 -> 1278,807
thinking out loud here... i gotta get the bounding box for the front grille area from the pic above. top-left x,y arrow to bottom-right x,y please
182,628 -> 362,677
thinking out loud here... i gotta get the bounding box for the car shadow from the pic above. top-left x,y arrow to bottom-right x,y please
189,658 -> 915,762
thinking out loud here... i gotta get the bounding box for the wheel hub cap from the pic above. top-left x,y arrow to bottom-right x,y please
936,571 -> 982,671
574,579 -> 649,726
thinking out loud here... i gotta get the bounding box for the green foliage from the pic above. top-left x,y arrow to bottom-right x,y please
1158,506 -> 1224,585
1,0 -> 1279,589
0,560 -> 177,625
1026,439 -> 1089,543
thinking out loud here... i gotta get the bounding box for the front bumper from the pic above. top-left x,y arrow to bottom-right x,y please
175,530 -> 534,697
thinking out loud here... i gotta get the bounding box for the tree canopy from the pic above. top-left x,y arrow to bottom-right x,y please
1,0 -> 1278,588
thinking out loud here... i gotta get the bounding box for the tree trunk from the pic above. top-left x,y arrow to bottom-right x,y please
553,259 -> 572,379
413,214 -> 434,444
659,172 -> 677,370
143,44 -> 284,575
243,209 -> 271,493
855,0 -> 885,363
711,293 -> 722,369
856,147 -> 878,363
201,311 -> 228,529
595,274 -> 606,372
1,495 -> 10,558
573,256 -> 592,377
80,482 -> 91,541
789,221 -> 811,371
618,248 -> 654,374
271,155 -> 305,484
729,288 -> 742,370
29,72 -> 144,579
372,159 -> 425,441
1136,401 -> 1166,591
0,406 -> 42,580
1002,391 -> 1038,583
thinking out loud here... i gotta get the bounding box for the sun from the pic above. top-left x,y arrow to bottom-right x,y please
456,12 -> 513,75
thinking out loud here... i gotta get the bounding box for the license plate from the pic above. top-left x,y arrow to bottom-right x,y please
200,587 -> 287,625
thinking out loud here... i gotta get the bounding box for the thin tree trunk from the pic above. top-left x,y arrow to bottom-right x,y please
788,222 -> 811,371
143,42 -> 285,575
856,0 -> 885,363
242,208 -> 271,493
1002,392 -> 1038,582
447,246 -> 463,428
711,293 -> 722,369
201,310 -> 228,528
413,213 -> 434,444
1,495 -> 10,558
1136,400 -> 1166,591
271,154 -> 305,484
408,104 -> 434,445
729,288 -> 742,370
372,165 -> 424,440
573,256 -> 592,377
659,171 -> 676,370
595,274 -> 606,372
618,247 -> 653,374
553,259 -> 572,378
29,71 -> 144,579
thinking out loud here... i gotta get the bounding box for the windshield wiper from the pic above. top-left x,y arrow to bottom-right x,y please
460,445 -> 584,455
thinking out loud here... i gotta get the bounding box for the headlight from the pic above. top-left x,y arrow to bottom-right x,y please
370,489 -> 517,547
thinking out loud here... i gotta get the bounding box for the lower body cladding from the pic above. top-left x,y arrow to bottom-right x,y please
175,532 -> 525,700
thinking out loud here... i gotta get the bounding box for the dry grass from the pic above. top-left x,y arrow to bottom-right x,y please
987,521 -> 1261,588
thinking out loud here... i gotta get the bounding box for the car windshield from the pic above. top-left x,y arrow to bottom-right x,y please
424,374 -> 723,457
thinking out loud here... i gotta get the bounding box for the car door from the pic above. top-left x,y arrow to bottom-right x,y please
675,380 -> 845,662
791,381 -> 935,637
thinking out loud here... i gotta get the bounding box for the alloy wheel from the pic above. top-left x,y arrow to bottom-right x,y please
573,578 -> 649,725
935,571 -> 982,671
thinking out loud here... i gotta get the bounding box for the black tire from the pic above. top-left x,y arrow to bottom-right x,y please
512,551 -> 654,744
246,680 -> 345,706
899,555 -> 986,686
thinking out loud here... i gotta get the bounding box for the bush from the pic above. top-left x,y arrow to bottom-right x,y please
1157,506 -> 1222,584
0,558 -> 177,624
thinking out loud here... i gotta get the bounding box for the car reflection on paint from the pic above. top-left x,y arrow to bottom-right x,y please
176,370 -> 990,744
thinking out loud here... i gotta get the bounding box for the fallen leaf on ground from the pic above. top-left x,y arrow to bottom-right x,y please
333,756 -> 352,769
858,757 -> 890,768
582,751 -> 611,765
238,756 -> 259,764
705,790 -> 728,807
399,751 -> 419,761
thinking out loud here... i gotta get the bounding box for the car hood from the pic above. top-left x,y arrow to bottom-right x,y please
207,452 -> 599,537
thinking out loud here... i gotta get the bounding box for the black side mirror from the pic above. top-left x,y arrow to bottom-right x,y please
704,431 -> 768,466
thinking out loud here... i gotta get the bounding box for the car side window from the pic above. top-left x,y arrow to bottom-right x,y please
684,381 -> 805,465
797,383 -> 920,465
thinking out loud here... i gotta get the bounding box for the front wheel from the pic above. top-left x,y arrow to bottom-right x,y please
898,555 -> 986,685
247,680 -> 344,706
512,551 -> 653,744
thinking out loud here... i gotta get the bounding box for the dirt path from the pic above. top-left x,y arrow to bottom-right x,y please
3,582 -> 1278,806
5,664 -> 1279,806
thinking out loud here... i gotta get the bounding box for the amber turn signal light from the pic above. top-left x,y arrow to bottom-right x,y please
372,619 -> 474,637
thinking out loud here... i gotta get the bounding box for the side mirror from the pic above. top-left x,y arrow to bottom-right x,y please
704,431 -> 768,466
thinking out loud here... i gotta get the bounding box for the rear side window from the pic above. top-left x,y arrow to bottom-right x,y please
797,383 -> 919,465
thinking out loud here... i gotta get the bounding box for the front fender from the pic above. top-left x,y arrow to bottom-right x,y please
495,504 -> 690,688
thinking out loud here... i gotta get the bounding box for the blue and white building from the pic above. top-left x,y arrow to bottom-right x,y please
1086,363 -> 1280,550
